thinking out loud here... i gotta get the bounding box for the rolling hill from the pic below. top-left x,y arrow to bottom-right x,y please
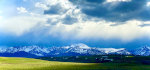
0,57 -> 150,70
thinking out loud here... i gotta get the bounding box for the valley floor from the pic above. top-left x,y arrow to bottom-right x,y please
0,57 -> 150,70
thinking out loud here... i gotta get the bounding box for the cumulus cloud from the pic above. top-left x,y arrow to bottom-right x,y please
43,20 -> 150,42
1,0 -> 150,47
43,0 -> 78,15
33,0 -> 150,42
147,2 -> 150,7
139,21 -> 150,27
35,2 -> 49,10
0,16 -> 47,36
17,7 -> 28,14
40,0 -> 83,25
1,0 -> 150,41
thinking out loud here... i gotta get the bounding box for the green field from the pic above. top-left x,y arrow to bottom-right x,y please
0,57 -> 150,70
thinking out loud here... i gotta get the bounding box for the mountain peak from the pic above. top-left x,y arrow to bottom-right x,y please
70,43 -> 91,49
0,44 -> 150,57
140,46 -> 150,50
132,45 -> 150,56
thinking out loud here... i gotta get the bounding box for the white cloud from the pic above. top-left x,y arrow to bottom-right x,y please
38,0 -> 79,11
46,20 -> 150,42
147,2 -> 150,7
35,2 -> 49,10
38,0 -> 150,42
17,7 -> 28,14
1,0 -> 150,42
39,0 -> 83,24
0,16 -> 47,36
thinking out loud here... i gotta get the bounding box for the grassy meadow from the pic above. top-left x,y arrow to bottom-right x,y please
0,57 -> 150,70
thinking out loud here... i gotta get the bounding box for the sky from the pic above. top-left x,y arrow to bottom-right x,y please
0,0 -> 150,49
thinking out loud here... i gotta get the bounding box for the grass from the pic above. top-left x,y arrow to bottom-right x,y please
0,57 -> 150,70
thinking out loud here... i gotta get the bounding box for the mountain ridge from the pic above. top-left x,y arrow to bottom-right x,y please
0,43 -> 149,57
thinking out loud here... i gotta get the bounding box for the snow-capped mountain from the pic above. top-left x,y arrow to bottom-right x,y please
0,44 -> 149,57
97,48 -> 131,55
132,46 -> 150,56
47,43 -> 130,56
0,46 -> 50,56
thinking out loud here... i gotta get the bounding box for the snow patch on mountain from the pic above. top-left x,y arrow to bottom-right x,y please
132,46 -> 150,56
0,43 -> 149,57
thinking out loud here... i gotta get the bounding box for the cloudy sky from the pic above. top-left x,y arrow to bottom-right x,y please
0,0 -> 150,49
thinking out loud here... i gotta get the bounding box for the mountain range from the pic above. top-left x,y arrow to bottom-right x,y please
0,43 -> 150,58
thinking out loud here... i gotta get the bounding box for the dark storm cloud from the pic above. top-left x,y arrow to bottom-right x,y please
62,15 -> 78,25
43,3 -> 78,25
69,0 -> 150,21
44,5 -> 64,14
